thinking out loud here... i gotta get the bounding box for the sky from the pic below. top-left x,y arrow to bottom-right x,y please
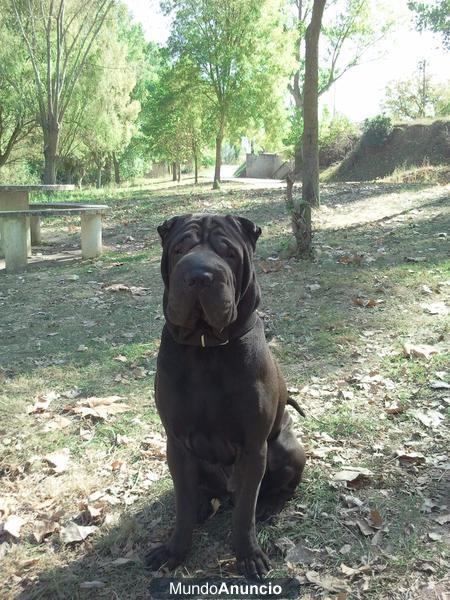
123,0 -> 449,122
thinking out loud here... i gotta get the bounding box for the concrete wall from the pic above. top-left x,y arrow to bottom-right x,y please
246,153 -> 284,178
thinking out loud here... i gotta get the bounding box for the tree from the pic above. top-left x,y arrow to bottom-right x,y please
383,62 -> 450,119
291,0 -> 326,257
0,13 -> 36,169
10,0 -> 115,183
162,0 -> 290,189
288,0 -> 394,174
408,0 -> 450,49
143,59 -> 211,183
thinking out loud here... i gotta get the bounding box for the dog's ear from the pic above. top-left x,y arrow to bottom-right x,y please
157,216 -> 179,245
237,217 -> 262,250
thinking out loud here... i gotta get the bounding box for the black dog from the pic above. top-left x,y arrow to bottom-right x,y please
147,214 -> 306,579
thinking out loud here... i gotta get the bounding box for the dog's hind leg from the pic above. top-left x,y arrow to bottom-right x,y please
256,422 -> 306,522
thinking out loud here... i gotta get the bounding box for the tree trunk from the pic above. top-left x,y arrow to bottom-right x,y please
97,167 -> 102,188
293,0 -> 326,257
104,155 -> 112,184
194,151 -> 198,184
213,131 -> 223,190
177,163 -> 181,182
112,152 -> 120,184
172,162 -> 177,181
43,121 -> 59,183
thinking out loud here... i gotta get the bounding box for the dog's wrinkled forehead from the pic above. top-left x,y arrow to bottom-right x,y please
157,214 -> 261,251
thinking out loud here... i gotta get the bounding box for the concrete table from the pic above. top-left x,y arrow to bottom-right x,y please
0,184 -> 75,257
0,203 -> 109,273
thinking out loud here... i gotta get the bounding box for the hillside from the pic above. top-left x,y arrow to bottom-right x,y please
327,118 -> 450,182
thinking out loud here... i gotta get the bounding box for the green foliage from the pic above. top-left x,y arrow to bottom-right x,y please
362,114 -> 393,147
0,9 -> 37,167
284,107 -> 359,165
142,57 -> 211,166
319,109 -> 359,166
408,0 -> 450,49
383,68 -> 450,120
163,0 -> 291,180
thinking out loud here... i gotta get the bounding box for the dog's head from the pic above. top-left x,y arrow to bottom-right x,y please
158,214 -> 261,346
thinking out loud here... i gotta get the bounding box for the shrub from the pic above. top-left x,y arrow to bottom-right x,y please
362,114 -> 393,147
319,110 -> 359,166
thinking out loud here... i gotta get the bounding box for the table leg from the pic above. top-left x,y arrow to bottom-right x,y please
0,191 -> 30,258
3,215 -> 28,273
30,216 -> 42,245
81,213 -> 102,258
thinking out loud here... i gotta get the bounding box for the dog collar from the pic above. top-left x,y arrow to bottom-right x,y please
200,334 -> 229,348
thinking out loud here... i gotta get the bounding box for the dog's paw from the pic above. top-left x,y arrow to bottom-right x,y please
255,498 -> 285,522
236,548 -> 271,580
145,544 -> 184,571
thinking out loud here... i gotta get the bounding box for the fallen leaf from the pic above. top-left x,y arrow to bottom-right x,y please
3,515 -> 25,538
33,519 -> 59,543
110,460 -> 124,471
333,468 -> 373,488
132,367 -> 147,379
110,557 -> 135,566
356,518 -> 375,536
405,256 -> 427,263
286,542 -> 321,565
27,391 -> 60,414
396,450 -> 426,464
42,415 -> 72,432
339,254 -> 364,265
306,570 -> 349,593
77,345 -> 88,352
73,396 -> 131,420
421,302 -> 449,316
352,297 -> 383,308
432,513 -> 450,525
43,448 -> 70,474
429,380 -> 450,390
385,402 -> 406,415
371,530 -> 384,546
114,355 -> 128,363
79,581 -> 105,589
104,283 -> 130,292
368,509 -> 383,528
60,522 -> 98,544
428,532 -> 442,542
413,409 -> 444,428
340,563 -> 372,578
403,343 -> 439,360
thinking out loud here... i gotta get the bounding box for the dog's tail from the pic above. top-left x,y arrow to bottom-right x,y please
287,396 -> 306,417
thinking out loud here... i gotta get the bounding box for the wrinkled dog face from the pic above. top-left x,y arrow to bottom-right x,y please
158,214 -> 261,335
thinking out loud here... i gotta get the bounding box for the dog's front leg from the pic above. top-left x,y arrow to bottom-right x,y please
146,436 -> 198,571
232,443 -> 271,579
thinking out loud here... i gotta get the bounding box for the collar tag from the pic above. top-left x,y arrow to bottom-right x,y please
200,334 -> 206,347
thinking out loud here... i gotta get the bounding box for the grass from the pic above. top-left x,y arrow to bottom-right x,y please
0,176 -> 449,599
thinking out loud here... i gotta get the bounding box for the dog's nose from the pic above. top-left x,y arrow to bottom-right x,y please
185,270 -> 214,287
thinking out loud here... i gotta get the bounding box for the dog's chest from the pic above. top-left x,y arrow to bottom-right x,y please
172,358 -> 247,464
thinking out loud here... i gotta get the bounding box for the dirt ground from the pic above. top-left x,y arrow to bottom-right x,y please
0,178 -> 449,599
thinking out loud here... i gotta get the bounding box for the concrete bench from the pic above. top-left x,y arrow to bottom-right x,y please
0,203 -> 109,273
